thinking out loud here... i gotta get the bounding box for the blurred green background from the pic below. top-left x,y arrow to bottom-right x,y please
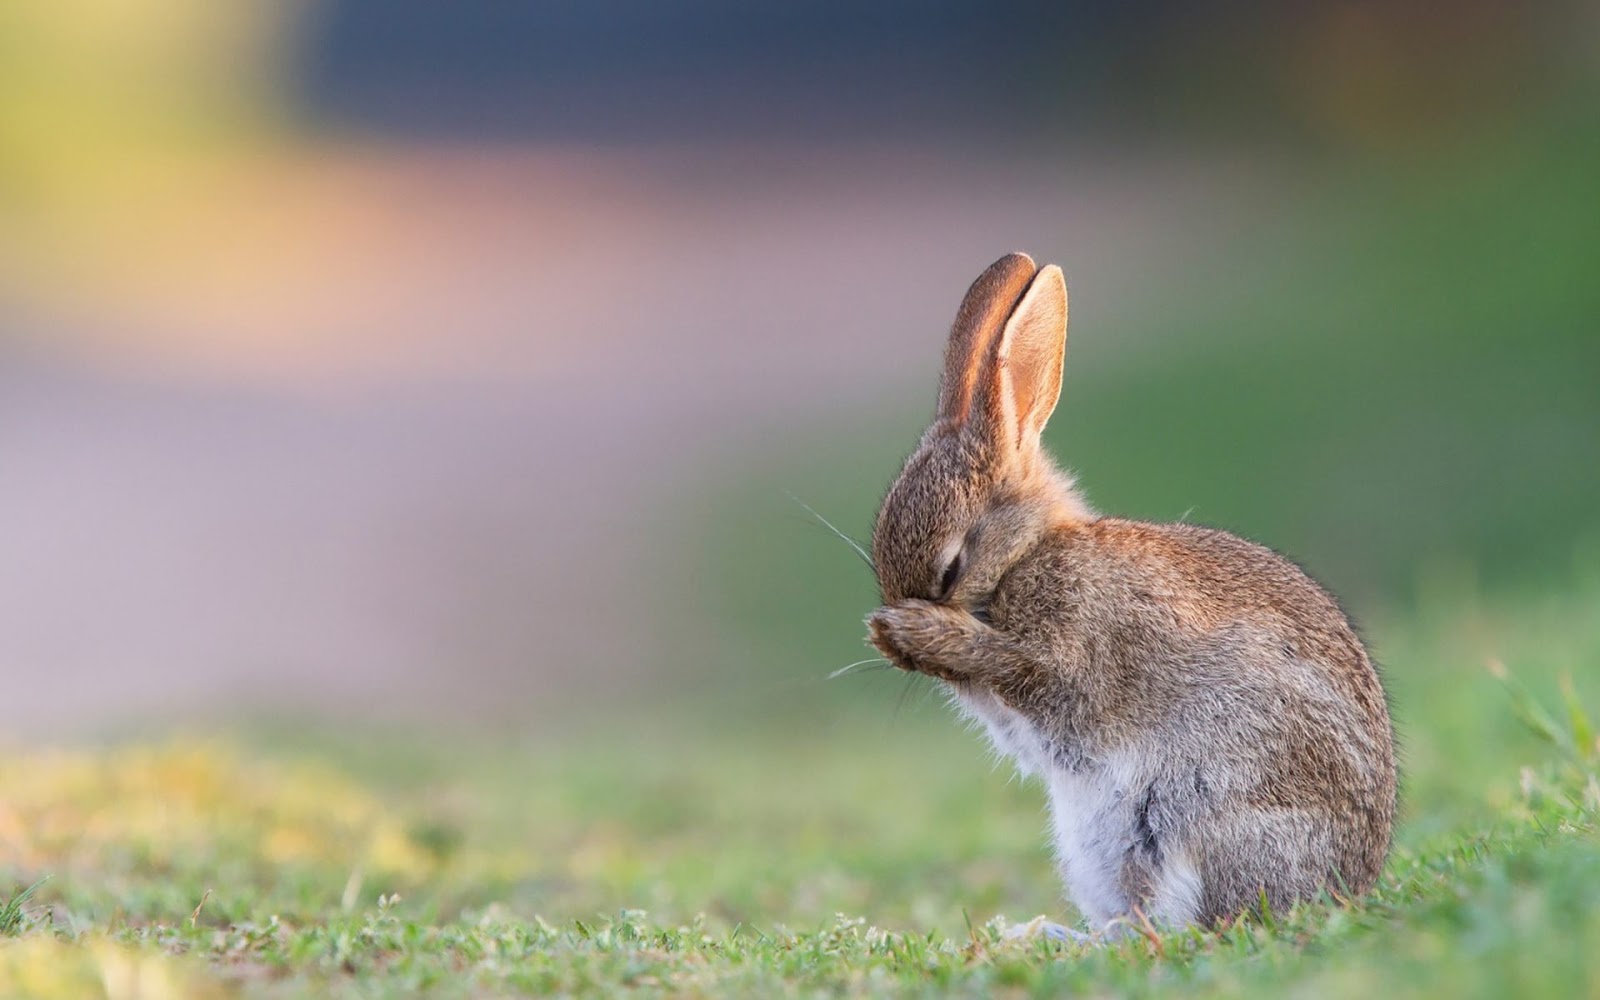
1,0 -> 1598,979
706,133 -> 1600,685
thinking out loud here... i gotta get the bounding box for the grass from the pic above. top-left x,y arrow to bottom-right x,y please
0,878 -> 47,936
1,568 -> 1597,997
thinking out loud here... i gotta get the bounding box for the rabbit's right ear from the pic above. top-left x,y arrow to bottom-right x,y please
937,253 -> 1039,426
993,263 -> 1068,448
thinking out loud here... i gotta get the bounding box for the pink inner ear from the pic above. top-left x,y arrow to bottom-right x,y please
938,254 -> 1039,426
997,265 -> 1068,442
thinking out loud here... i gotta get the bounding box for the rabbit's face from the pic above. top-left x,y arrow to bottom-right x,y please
872,426 -> 1070,614
871,430 -> 993,606
871,252 -> 1077,615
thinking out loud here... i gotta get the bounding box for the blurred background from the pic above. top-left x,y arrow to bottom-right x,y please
3,0 -> 1600,950
1,0 -> 1596,735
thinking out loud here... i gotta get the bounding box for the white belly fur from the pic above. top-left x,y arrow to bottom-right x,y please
951,687 -> 1141,929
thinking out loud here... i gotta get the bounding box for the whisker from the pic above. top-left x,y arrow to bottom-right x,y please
892,672 -> 921,718
828,657 -> 890,680
785,491 -> 872,568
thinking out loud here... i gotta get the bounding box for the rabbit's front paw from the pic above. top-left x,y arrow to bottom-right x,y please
866,605 -> 919,673
867,600 -> 977,681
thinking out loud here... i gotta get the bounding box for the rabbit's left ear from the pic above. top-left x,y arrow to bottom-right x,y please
994,264 -> 1068,448
938,253 -> 1039,428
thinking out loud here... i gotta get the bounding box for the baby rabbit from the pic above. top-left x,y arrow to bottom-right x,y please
867,253 -> 1395,935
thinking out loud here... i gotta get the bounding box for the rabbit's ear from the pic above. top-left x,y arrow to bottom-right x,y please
937,253 -> 1039,426
993,264 -> 1068,448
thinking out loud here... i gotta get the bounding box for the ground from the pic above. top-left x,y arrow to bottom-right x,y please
1,570 -> 1597,997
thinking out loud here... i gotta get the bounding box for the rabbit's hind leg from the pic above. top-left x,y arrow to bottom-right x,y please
1144,846 -> 1205,928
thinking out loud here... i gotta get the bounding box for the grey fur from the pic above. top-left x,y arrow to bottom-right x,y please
866,253 -> 1396,931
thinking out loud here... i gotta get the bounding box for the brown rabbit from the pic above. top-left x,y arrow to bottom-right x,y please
867,252 -> 1395,936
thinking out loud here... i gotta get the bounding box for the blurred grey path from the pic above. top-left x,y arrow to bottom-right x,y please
0,144 -> 1251,734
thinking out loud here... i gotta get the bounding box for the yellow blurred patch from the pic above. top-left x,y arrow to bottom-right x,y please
0,936 -> 224,1000
0,741 -> 435,881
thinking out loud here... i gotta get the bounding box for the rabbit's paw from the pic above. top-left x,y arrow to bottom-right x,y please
1001,916 -> 1093,945
866,600 -> 978,680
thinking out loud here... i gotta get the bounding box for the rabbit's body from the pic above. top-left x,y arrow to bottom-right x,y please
867,253 -> 1395,934
953,518 -> 1392,927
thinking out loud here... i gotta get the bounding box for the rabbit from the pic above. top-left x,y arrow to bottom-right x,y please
866,252 -> 1396,936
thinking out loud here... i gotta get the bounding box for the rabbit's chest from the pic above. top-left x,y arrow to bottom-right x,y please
1043,761 -> 1143,925
951,688 -> 1055,778
951,686 -> 1136,926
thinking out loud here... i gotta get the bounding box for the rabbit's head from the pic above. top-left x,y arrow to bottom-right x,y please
872,253 -> 1087,610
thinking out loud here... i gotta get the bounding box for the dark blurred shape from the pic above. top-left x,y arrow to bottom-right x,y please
295,0 -> 1082,141
294,0 -> 1587,148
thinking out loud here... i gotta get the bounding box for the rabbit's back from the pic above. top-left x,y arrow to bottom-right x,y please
993,518 -> 1390,736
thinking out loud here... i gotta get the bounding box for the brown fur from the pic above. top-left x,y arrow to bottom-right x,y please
866,253 -> 1396,930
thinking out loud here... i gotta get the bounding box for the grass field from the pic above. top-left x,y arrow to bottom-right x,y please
4,139 -> 1599,996
1,572 -> 1597,998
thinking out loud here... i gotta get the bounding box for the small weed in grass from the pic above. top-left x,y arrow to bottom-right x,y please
0,877 -> 48,936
